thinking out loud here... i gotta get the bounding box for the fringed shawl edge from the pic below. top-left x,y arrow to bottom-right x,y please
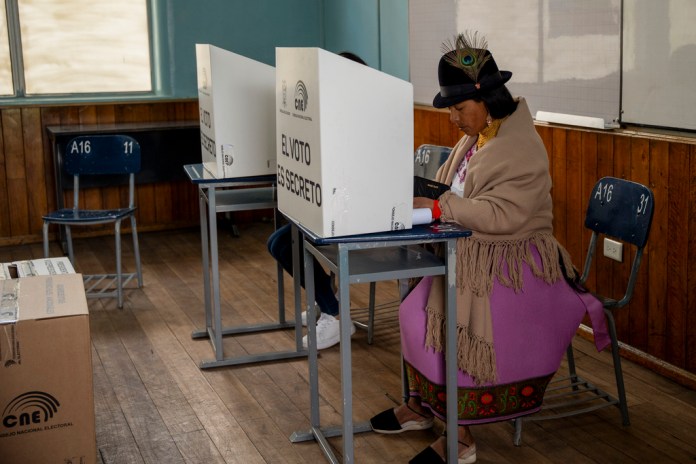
424,232 -> 574,384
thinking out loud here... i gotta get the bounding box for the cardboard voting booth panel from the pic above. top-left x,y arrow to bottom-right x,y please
196,44 -> 277,178
0,274 -> 96,464
275,48 -> 414,237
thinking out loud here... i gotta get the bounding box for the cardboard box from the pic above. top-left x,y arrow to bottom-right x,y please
1,257 -> 76,280
275,47 -> 414,237
196,44 -> 277,178
11,257 -> 76,278
0,274 -> 96,464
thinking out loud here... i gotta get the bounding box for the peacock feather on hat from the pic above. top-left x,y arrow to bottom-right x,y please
441,31 -> 491,84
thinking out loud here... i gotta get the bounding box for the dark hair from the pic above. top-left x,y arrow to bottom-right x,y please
338,51 -> 367,66
473,85 -> 518,119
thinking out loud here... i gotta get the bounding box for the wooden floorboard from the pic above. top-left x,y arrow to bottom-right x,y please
3,221 -> 696,463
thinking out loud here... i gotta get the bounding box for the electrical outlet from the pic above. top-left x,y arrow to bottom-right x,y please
603,238 -> 623,262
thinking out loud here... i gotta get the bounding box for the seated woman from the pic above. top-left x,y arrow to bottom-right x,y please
369,32 -> 610,464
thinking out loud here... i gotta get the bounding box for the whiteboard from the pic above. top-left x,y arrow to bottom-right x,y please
622,0 -> 696,131
409,0 -> 622,128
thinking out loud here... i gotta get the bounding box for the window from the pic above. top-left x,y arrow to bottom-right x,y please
0,2 -> 13,95
3,0 -> 151,97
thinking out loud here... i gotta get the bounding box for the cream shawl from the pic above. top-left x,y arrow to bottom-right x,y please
425,98 -> 577,383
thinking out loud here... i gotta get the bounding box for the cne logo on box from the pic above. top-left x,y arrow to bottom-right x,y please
294,81 -> 309,112
2,391 -> 60,429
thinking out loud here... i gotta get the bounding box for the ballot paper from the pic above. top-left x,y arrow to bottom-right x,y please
412,207 -> 434,225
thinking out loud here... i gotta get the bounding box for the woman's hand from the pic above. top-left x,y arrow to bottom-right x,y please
413,197 -> 435,210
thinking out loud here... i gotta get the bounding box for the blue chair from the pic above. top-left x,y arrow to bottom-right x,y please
513,176 -> 655,445
42,135 -> 143,308
413,143 -> 452,180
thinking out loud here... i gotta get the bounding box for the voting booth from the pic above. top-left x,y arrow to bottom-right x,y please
196,44 -> 277,178
275,48 -> 414,237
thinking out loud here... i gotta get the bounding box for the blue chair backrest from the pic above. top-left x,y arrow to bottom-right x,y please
414,144 -> 452,180
64,135 -> 141,176
585,176 -> 654,248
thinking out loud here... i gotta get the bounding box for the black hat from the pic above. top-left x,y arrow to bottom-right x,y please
432,47 -> 512,109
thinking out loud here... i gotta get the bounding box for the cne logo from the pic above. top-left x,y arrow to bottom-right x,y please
294,80 -> 309,112
2,391 -> 60,428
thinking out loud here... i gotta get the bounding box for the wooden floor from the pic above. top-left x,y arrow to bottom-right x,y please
4,221 -> 696,463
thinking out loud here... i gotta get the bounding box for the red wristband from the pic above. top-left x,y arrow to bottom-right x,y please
432,200 -> 441,219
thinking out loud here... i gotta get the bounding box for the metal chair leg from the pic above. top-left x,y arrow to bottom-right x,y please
367,282 -> 376,344
43,222 -> 50,258
606,311 -> 630,426
65,226 -> 75,266
115,219 -> 123,308
130,216 -> 143,288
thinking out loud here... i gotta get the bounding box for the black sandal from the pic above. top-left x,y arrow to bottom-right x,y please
370,403 -> 434,434
409,436 -> 477,464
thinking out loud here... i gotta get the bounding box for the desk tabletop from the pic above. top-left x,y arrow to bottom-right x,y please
184,164 -> 277,185
295,221 -> 471,245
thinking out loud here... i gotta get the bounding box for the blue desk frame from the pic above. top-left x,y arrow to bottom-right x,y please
288,222 -> 471,463
184,164 -> 308,368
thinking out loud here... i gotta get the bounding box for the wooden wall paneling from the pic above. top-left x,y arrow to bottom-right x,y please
2,108 -> 30,237
647,140 -> 669,359
608,135 -> 633,339
77,105 -> 98,125
413,108 -> 428,149
592,133 -> 615,305
0,111 -> 9,237
96,105 -> 117,125
537,125 -> 554,175
580,131 -> 598,290
170,180 -> 196,224
564,130 -> 584,265
175,100 -> 198,121
119,104 -> 156,228
173,101 -> 200,224
40,108 -> 62,217
688,145 -> 696,372
551,128 -> 567,245
665,142 -> 690,367
21,108 -> 48,234
146,103 -> 175,225
627,137 -> 651,349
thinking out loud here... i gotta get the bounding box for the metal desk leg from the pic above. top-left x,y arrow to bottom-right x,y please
275,208 -> 286,325
445,238 -> 458,462
208,185 -> 224,360
192,186 -> 213,342
291,225 -> 303,349
337,245 -> 355,463
191,196 -> 307,368
290,241 -> 371,463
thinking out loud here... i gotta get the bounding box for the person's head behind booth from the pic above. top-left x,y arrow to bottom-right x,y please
338,51 -> 367,66
432,32 -> 518,137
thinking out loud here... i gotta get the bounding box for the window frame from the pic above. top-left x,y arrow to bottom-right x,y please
0,0 -> 162,104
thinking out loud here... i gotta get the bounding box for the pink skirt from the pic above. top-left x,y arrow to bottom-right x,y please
399,249 -> 609,425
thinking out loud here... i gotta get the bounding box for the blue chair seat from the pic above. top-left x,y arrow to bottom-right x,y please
44,207 -> 137,224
